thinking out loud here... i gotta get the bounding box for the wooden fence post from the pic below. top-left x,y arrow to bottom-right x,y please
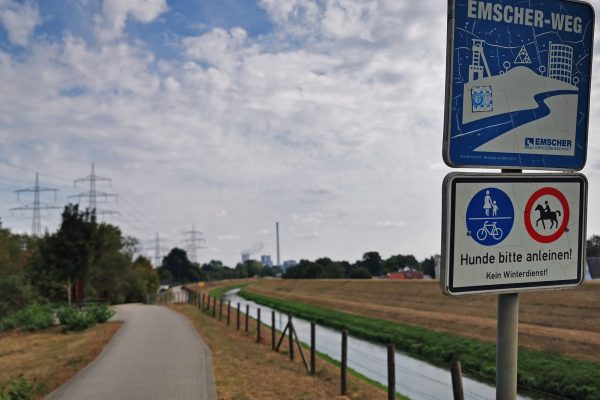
256,308 -> 261,342
288,315 -> 294,361
341,330 -> 348,396
236,303 -> 240,330
219,300 -> 223,321
245,304 -> 249,332
227,301 -> 231,325
387,344 -> 395,400
451,359 -> 464,400
212,297 -> 216,317
310,322 -> 316,375
271,311 -> 276,350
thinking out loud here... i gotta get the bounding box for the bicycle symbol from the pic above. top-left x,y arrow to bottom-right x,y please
476,221 -> 503,241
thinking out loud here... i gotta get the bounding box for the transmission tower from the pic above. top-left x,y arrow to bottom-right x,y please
11,173 -> 59,237
148,232 -> 168,268
70,163 -> 119,217
183,225 -> 205,263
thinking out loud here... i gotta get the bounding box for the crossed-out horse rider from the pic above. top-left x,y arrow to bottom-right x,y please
535,201 -> 561,230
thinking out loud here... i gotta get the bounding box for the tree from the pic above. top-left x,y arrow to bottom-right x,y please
87,224 -> 131,303
159,248 -> 200,284
361,251 -> 382,277
350,267 -> 371,279
41,204 -> 97,304
124,256 -> 159,303
382,254 -> 420,274
420,256 -> 436,278
587,235 -> 600,257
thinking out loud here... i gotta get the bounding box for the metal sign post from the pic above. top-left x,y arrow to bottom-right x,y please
497,293 -> 519,399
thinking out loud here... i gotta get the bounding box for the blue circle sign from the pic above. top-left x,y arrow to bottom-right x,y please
466,187 -> 514,246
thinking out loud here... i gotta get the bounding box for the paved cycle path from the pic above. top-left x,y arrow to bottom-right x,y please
46,304 -> 217,400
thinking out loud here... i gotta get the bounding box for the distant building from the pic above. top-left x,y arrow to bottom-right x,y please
282,260 -> 297,271
386,267 -> 424,280
260,255 -> 273,267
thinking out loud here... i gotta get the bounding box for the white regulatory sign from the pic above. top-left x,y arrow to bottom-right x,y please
441,172 -> 587,295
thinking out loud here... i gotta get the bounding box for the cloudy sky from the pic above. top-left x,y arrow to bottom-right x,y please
1,0 -> 599,267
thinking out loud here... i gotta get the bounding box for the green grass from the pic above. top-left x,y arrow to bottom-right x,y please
240,289 -> 600,400
209,283 -> 250,299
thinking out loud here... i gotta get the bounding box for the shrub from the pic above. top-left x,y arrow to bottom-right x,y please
87,304 -> 115,323
0,304 -> 54,332
57,307 -> 96,331
0,375 -> 34,400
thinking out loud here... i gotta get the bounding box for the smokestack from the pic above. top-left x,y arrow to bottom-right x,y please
276,221 -> 280,267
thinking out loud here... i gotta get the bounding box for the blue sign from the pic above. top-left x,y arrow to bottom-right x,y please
466,187 -> 514,246
443,0 -> 595,170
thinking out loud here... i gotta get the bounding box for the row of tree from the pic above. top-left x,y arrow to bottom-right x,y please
156,251 -> 281,284
0,205 -> 159,317
282,252 -> 436,280
154,249 -> 437,283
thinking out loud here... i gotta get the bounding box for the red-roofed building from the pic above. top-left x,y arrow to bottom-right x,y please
385,270 -> 424,280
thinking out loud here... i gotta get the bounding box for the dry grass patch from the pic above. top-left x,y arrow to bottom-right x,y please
173,304 -> 393,400
0,322 -> 121,399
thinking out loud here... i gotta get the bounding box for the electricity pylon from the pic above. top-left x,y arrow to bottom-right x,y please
11,173 -> 59,236
70,163 -> 119,217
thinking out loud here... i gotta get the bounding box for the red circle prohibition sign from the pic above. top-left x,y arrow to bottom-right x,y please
524,187 -> 570,243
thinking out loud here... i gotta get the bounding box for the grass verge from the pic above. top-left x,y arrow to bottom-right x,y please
0,321 -> 121,399
172,303 -> 399,399
240,289 -> 600,400
209,283 -> 250,299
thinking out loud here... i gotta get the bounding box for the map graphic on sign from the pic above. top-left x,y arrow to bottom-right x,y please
444,0 -> 594,170
466,187 -> 514,246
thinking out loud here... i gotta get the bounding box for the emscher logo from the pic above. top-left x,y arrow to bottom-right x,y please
524,137 -> 535,149
524,137 -> 572,151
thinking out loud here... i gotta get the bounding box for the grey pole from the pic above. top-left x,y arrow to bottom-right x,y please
496,293 -> 519,400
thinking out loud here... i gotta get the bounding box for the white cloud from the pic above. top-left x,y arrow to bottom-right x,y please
217,234 -> 240,241
0,0 -> 40,46
4,0 -> 599,267
377,220 -> 405,229
95,0 -> 168,42
322,0 -> 377,40
215,210 -> 229,217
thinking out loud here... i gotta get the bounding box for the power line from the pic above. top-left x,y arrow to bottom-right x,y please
10,173 -> 59,236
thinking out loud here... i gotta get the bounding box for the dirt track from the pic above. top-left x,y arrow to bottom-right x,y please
245,279 -> 600,362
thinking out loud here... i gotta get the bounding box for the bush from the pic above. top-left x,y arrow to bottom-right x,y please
56,304 -> 114,331
0,304 -> 55,332
0,375 -> 34,400
87,304 -> 115,323
57,307 -> 96,331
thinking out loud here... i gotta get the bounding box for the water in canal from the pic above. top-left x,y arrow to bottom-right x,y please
223,289 -> 532,400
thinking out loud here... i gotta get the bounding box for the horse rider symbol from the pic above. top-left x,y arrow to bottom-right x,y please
535,201 -> 561,230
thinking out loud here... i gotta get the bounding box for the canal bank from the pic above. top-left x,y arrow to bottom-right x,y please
223,289 -> 531,400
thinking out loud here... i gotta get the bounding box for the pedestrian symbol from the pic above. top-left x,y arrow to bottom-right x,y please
466,187 -> 514,246
524,187 -> 570,243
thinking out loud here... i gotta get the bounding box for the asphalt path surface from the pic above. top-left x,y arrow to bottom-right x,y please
46,304 -> 217,400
